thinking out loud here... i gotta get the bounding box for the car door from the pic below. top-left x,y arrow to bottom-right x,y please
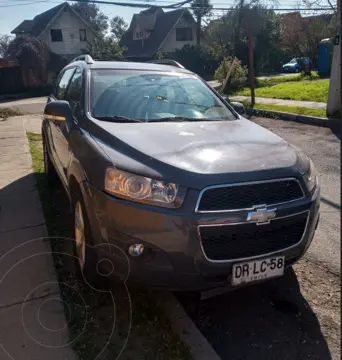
56,67 -> 84,181
46,67 -> 76,180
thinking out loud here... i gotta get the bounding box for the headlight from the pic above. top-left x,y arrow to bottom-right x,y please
105,168 -> 184,208
302,159 -> 318,194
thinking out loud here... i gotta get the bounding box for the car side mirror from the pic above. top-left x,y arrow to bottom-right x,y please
44,100 -> 72,121
230,101 -> 246,116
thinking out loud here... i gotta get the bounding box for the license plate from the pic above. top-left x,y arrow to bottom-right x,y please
232,256 -> 285,286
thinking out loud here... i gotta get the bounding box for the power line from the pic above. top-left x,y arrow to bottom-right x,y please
0,0 -> 336,11
70,0 -> 337,10
0,0 -> 51,6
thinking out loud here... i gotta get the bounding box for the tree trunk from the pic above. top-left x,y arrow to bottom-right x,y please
196,15 -> 201,45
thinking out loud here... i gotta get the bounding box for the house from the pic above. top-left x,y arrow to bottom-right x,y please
11,2 -> 98,61
280,11 -> 335,34
120,7 -> 197,60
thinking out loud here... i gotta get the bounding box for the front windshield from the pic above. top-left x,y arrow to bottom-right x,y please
289,58 -> 297,64
90,70 -> 236,122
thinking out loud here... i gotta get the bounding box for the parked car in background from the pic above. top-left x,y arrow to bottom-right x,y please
42,56 -> 320,292
282,57 -> 311,73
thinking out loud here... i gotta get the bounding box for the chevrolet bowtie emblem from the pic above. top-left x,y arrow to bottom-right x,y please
247,206 -> 277,225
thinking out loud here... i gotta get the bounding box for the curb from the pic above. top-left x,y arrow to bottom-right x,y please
245,107 -> 340,129
157,291 -> 221,360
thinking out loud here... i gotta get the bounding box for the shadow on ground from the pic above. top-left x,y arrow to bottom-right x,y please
179,269 -> 332,360
1,165 -> 192,360
330,124 -> 341,141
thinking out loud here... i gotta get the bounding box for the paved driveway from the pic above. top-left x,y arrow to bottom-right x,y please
0,97 -> 47,114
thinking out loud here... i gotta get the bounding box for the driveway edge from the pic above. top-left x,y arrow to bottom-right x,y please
157,291 -> 221,360
245,108 -> 340,129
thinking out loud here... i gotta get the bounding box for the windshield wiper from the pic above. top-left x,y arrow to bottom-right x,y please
149,116 -> 205,123
94,115 -> 143,123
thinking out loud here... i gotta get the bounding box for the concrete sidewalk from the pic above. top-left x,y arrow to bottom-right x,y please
229,95 -> 327,109
0,116 -> 75,359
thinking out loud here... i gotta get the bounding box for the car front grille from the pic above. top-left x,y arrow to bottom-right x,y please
199,211 -> 309,261
196,179 -> 304,212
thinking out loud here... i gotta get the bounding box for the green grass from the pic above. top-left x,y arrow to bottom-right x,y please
0,107 -> 22,120
256,71 -> 320,87
235,78 -> 329,102
241,101 -> 327,118
27,133 -> 193,360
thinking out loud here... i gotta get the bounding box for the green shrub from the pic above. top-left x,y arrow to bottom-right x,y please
214,57 -> 248,93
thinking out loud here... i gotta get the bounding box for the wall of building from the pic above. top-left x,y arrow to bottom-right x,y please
159,16 -> 197,53
39,7 -> 96,57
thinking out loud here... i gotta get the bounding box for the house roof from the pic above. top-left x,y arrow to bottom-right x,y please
11,2 -> 97,37
120,8 -> 194,58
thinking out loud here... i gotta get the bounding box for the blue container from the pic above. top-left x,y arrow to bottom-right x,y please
317,38 -> 333,76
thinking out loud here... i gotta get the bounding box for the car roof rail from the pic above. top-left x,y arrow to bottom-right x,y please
71,54 -> 94,64
147,59 -> 185,69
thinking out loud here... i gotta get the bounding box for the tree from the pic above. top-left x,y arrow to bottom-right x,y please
0,35 -> 13,57
86,37 -> 125,61
281,11 -> 336,66
204,4 -> 283,73
6,36 -> 65,86
72,1 -> 109,34
110,16 -> 128,40
191,0 -> 213,45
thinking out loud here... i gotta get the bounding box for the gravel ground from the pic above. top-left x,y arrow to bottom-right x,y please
252,117 -> 340,274
182,259 -> 340,360
180,117 -> 340,360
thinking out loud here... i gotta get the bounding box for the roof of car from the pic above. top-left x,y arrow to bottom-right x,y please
67,60 -> 194,74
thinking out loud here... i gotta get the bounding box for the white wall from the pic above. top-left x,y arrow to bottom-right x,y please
39,7 -> 96,57
159,16 -> 197,53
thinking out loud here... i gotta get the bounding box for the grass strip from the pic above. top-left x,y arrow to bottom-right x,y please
240,102 -> 327,118
235,79 -> 329,103
27,132 -> 192,360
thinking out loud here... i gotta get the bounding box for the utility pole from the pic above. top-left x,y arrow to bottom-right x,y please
327,0 -> 341,118
248,26 -> 255,106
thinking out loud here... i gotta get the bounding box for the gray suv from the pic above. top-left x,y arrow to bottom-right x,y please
42,55 -> 320,291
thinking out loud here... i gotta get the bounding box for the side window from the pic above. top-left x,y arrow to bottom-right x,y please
65,68 -> 83,116
56,68 -> 75,100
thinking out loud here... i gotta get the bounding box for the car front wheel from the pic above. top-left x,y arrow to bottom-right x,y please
72,188 -> 100,286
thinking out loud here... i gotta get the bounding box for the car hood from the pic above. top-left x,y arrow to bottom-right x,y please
88,117 -> 305,187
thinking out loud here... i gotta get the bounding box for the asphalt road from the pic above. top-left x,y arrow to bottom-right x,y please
179,118 -> 340,360
0,97 -> 47,114
252,117 -> 340,274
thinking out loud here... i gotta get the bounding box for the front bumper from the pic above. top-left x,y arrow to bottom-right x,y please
81,182 -> 320,291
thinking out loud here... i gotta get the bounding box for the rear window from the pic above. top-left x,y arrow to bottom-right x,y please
90,70 -> 236,122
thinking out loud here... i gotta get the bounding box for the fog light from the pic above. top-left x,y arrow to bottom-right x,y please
128,244 -> 144,257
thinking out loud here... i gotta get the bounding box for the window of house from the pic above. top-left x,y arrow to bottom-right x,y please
79,29 -> 87,42
176,28 -> 192,41
136,31 -> 143,39
55,68 -> 75,100
65,68 -> 83,117
50,29 -> 63,42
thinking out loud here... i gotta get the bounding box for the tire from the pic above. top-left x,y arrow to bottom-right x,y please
43,137 -> 57,183
72,186 -> 102,287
